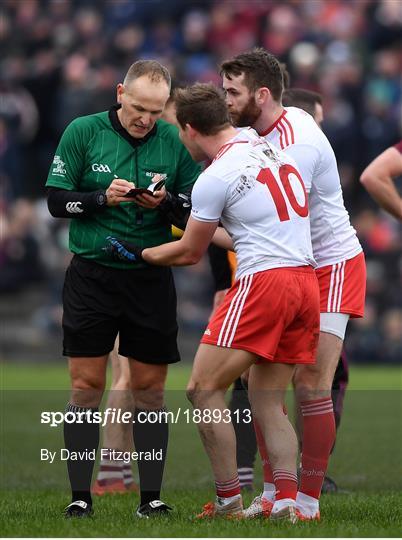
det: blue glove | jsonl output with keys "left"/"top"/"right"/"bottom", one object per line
{"left": 104, "top": 236, "right": 144, "bottom": 263}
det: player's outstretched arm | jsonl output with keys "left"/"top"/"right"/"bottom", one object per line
{"left": 104, "top": 237, "right": 145, "bottom": 263}
{"left": 360, "top": 147, "right": 402, "bottom": 221}
{"left": 211, "top": 227, "right": 234, "bottom": 250}
{"left": 104, "top": 217, "right": 218, "bottom": 267}
{"left": 142, "top": 216, "right": 218, "bottom": 266}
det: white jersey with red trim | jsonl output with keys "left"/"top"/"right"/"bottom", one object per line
{"left": 190, "top": 129, "right": 315, "bottom": 279}
{"left": 261, "top": 106, "right": 362, "bottom": 267}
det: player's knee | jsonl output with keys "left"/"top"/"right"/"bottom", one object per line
{"left": 186, "top": 380, "right": 217, "bottom": 408}
{"left": 186, "top": 381, "right": 201, "bottom": 406}
{"left": 294, "top": 366, "right": 331, "bottom": 400}
{"left": 112, "top": 377, "right": 131, "bottom": 392}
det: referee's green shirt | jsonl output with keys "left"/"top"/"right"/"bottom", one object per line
{"left": 46, "top": 106, "right": 201, "bottom": 268}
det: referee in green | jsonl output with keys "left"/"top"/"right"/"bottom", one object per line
{"left": 46, "top": 60, "right": 200, "bottom": 518}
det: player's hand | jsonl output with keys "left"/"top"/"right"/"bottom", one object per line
{"left": 105, "top": 178, "right": 137, "bottom": 206}
{"left": 133, "top": 174, "right": 167, "bottom": 209}
{"left": 209, "top": 289, "right": 229, "bottom": 320}
{"left": 104, "top": 236, "right": 143, "bottom": 263}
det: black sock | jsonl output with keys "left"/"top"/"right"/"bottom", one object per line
{"left": 63, "top": 403, "right": 99, "bottom": 505}
{"left": 230, "top": 378, "right": 257, "bottom": 469}
{"left": 133, "top": 407, "right": 168, "bottom": 506}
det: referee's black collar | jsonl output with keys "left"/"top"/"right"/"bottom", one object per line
{"left": 108, "top": 104, "right": 158, "bottom": 148}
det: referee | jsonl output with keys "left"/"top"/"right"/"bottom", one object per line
{"left": 46, "top": 60, "right": 200, "bottom": 518}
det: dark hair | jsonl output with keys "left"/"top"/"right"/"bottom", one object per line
{"left": 174, "top": 83, "right": 231, "bottom": 135}
{"left": 280, "top": 63, "right": 291, "bottom": 89}
{"left": 220, "top": 48, "right": 283, "bottom": 101}
{"left": 124, "top": 60, "right": 171, "bottom": 88}
{"left": 282, "top": 88, "right": 322, "bottom": 118}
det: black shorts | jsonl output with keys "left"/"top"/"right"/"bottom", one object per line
{"left": 62, "top": 255, "right": 180, "bottom": 364}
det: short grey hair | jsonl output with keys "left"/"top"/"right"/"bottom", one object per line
{"left": 123, "top": 60, "right": 171, "bottom": 89}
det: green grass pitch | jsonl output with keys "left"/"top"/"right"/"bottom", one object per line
{"left": 1, "top": 362, "right": 401, "bottom": 537}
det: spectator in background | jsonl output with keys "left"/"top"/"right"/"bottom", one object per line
{"left": 0, "top": 75, "right": 39, "bottom": 200}
{"left": 0, "top": 199, "right": 44, "bottom": 293}
{"left": 381, "top": 309, "right": 402, "bottom": 364}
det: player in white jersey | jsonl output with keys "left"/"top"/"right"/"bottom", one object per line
{"left": 105, "top": 83, "right": 320, "bottom": 522}
{"left": 220, "top": 49, "right": 366, "bottom": 520}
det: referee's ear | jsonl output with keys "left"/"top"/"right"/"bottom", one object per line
{"left": 116, "top": 83, "right": 124, "bottom": 103}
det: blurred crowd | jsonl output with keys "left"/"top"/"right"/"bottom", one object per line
{"left": 1, "top": 0, "right": 401, "bottom": 363}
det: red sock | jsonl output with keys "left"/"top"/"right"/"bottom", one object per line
{"left": 300, "top": 397, "right": 336, "bottom": 499}
{"left": 254, "top": 419, "right": 274, "bottom": 483}
{"left": 215, "top": 476, "right": 240, "bottom": 498}
{"left": 272, "top": 469, "right": 298, "bottom": 500}
{"left": 96, "top": 448, "right": 124, "bottom": 486}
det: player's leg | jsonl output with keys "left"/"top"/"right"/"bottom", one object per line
{"left": 129, "top": 360, "right": 170, "bottom": 517}
{"left": 331, "top": 347, "right": 349, "bottom": 431}
{"left": 293, "top": 324, "right": 345, "bottom": 519}
{"left": 293, "top": 253, "right": 365, "bottom": 518}
{"left": 248, "top": 362, "right": 298, "bottom": 522}
{"left": 322, "top": 347, "right": 349, "bottom": 492}
{"left": 104, "top": 341, "right": 133, "bottom": 454}
{"left": 229, "top": 377, "right": 257, "bottom": 491}
{"left": 241, "top": 266, "right": 320, "bottom": 521}
{"left": 295, "top": 346, "right": 349, "bottom": 441}
{"left": 187, "top": 343, "right": 257, "bottom": 517}
{"left": 93, "top": 337, "right": 138, "bottom": 495}
{"left": 237, "top": 366, "right": 278, "bottom": 517}
{"left": 292, "top": 346, "right": 348, "bottom": 494}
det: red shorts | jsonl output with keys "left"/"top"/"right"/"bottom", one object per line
{"left": 316, "top": 252, "right": 366, "bottom": 317}
{"left": 201, "top": 267, "right": 320, "bottom": 364}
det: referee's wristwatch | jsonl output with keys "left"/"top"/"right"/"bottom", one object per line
{"left": 96, "top": 190, "right": 108, "bottom": 208}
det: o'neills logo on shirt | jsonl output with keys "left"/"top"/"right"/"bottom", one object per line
{"left": 145, "top": 172, "right": 167, "bottom": 181}
{"left": 52, "top": 155, "right": 66, "bottom": 176}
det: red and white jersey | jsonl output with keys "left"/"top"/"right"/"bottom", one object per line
{"left": 261, "top": 107, "right": 362, "bottom": 268}
{"left": 191, "top": 129, "right": 315, "bottom": 279}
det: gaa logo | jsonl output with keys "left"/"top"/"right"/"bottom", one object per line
{"left": 92, "top": 163, "right": 111, "bottom": 173}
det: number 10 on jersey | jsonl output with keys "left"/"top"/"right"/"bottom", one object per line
{"left": 257, "top": 164, "right": 308, "bottom": 221}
